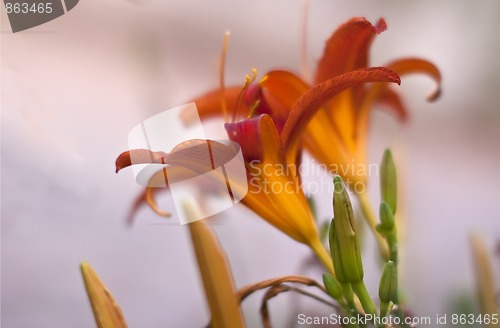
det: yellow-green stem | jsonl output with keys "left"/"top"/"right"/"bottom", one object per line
{"left": 342, "top": 283, "right": 355, "bottom": 308}
{"left": 379, "top": 301, "right": 389, "bottom": 317}
{"left": 352, "top": 281, "right": 377, "bottom": 318}
{"left": 356, "top": 191, "right": 389, "bottom": 260}
{"left": 310, "top": 237, "right": 334, "bottom": 275}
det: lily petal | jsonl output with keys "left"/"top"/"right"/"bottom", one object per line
{"left": 373, "top": 87, "right": 408, "bottom": 122}
{"left": 253, "top": 71, "right": 355, "bottom": 178}
{"left": 116, "top": 140, "right": 241, "bottom": 184}
{"left": 226, "top": 115, "right": 318, "bottom": 244}
{"left": 242, "top": 185, "right": 304, "bottom": 242}
{"left": 385, "top": 57, "right": 442, "bottom": 101}
{"left": 182, "top": 86, "right": 250, "bottom": 125}
{"left": 255, "top": 70, "right": 310, "bottom": 132}
{"left": 314, "top": 17, "right": 386, "bottom": 84}
{"left": 313, "top": 17, "right": 387, "bottom": 150}
{"left": 115, "top": 149, "right": 167, "bottom": 173}
{"left": 354, "top": 59, "right": 441, "bottom": 161}
{"left": 282, "top": 67, "right": 401, "bottom": 161}
{"left": 116, "top": 140, "right": 247, "bottom": 222}
{"left": 225, "top": 114, "right": 284, "bottom": 165}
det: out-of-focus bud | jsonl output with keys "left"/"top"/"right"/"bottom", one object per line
{"left": 322, "top": 272, "right": 343, "bottom": 300}
{"left": 80, "top": 262, "right": 128, "bottom": 328}
{"left": 378, "top": 201, "right": 395, "bottom": 232}
{"left": 330, "top": 176, "right": 364, "bottom": 283}
{"left": 380, "top": 149, "right": 397, "bottom": 214}
{"left": 379, "top": 260, "right": 397, "bottom": 303}
{"left": 470, "top": 232, "right": 499, "bottom": 325}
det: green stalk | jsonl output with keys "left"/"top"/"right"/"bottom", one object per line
{"left": 351, "top": 281, "right": 377, "bottom": 318}
{"left": 356, "top": 192, "right": 389, "bottom": 260}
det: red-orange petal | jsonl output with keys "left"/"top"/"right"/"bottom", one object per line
{"left": 374, "top": 87, "right": 408, "bottom": 122}
{"left": 118, "top": 140, "right": 245, "bottom": 223}
{"left": 225, "top": 114, "right": 284, "bottom": 165}
{"left": 115, "top": 149, "right": 168, "bottom": 173}
{"left": 314, "top": 17, "right": 386, "bottom": 85}
{"left": 181, "top": 86, "right": 250, "bottom": 125}
{"left": 282, "top": 67, "right": 401, "bottom": 155}
{"left": 385, "top": 58, "right": 442, "bottom": 101}
{"left": 255, "top": 70, "right": 310, "bottom": 132}
{"left": 125, "top": 187, "right": 171, "bottom": 226}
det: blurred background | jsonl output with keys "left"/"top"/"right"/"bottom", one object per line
{"left": 2, "top": 0, "right": 500, "bottom": 327}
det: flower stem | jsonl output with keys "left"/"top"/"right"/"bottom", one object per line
{"left": 355, "top": 191, "right": 389, "bottom": 260}
{"left": 351, "top": 281, "right": 377, "bottom": 318}
{"left": 310, "top": 237, "right": 334, "bottom": 275}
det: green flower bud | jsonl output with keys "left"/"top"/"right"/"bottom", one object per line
{"left": 379, "top": 260, "right": 397, "bottom": 303}
{"left": 379, "top": 202, "right": 395, "bottom": 232}
{"left": 322, "top": 272, "right": 343, "bottom": 300}
{"left": 329, "top": 220, "right": 348, "bottom": 283}
{"left": 380, "top": 149, "right": 397, "bottom": 214}
{"left": 330, "top": 176, "right": 364, "bottom": 283}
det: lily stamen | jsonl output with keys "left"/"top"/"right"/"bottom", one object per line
{"left": 219, "top": 31, "right": 230, "bottom": 123}
{"left": 247, "top": 99, "right": 261, "bottom": 118}
{"left": 232, "top": 67, "right": 258, "bottom": 123}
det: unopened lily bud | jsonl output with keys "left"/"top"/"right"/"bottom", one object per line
{"left": 380, "top": 149, "right": 397, "bottom": 214}
{"left": 80, "top": 262, "right": 128, "bottom": 328}
{"left": 378, "top": 202, "right": 395, "bottom": 232}
{"left": 329, "top": 220, "right": 347, "bottom": 283}
{"left": 322, "top": 272, "right": 343, "bottom": 300}
{"left": 379, "top": 260, "right": 397, "bottom": 303}
{"left": 331, "top": 176, "right": 364, "bottom": 283}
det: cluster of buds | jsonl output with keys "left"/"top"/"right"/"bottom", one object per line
{"left": 325, "top": 149, "right": 401, "bottom": 322}
{"left": 328, "top": 176, "right": 377, "bottom": 317}
{"left": 377, "top": 149, "right": 398, "bottom": 249}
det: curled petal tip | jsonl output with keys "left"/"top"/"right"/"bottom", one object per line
{"left": 427, "top": 87, "right": 441, "bottom": 102}
{"left": 283, "top": 67, "right": 401, "bottom": 152}
{"left": 115, "top": 149, "right": 168, "bottom": 173}
{"left": 386, "top": 58, "right": 441, "bottom": 102}
{"left": 374, "top": 18, "right": 387, "bottom": 34}
{"left": 115, "top": 151, "right": 132, "bottom": 173}
{"left": 158, "top": 211, "right": 172, "bottom": 218}
{"left": 372, "top": 67, "right": 401, "bottom": 85}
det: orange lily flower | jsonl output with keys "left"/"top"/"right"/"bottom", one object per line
{"left": 116, "top": 66, "right": 401, "bottom": 272}
{"left": 186, "top": 17, "right": 441, "bottom": 189}
{"left": 183, "top": 17, "right": 440, "bottom": 259}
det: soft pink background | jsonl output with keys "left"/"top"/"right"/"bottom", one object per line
{"left": 2, "top": 0, "right": 500, "bottom": 327}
